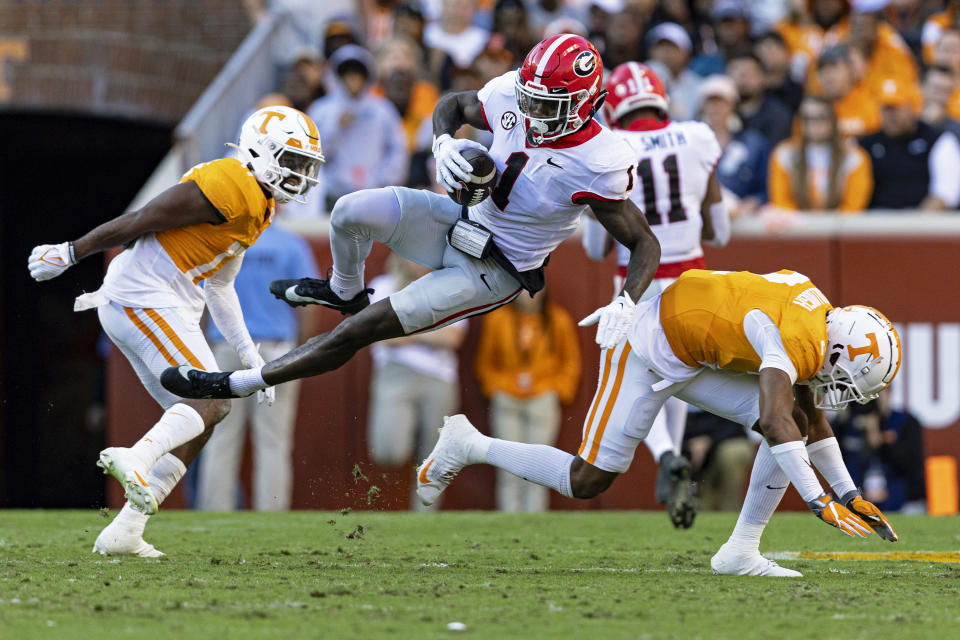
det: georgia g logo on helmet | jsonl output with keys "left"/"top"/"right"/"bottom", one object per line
{"left": 573, "top": 50, "right": 597, "bottom": 77}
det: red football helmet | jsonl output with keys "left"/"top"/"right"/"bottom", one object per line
{"left": 602, "top": 62, "right": 669, "bottom": 128}
{"left": 515, "top": 34, "right": 605, "bottom": 146}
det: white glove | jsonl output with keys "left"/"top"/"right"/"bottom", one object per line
{"left": 28, "top": 242, "right": 77, "bottom": 281}
{"left": 432, "top": 133, "right": 487, "bottom": 193}
{"left": 578, "top": 292, "right": 636, "bottom": 350}
{"left": 238, "top": 343, "right": 275, "bottom": 406}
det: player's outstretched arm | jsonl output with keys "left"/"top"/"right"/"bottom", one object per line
{"left": 798, "top": 386, "right": 899, "bottom": 541}
{"left": 576, "top": 197, "right": 659, "bottom": 349}
{"left": 759, "top": 370, "right": 872, "bottom": 538}
{"left": 587, "top": 197, "right": 659, "bottom": 301}
{"left": 28, "top": 182, "right": 222, "bottom": 282}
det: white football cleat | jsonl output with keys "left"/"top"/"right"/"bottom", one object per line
{"left": 93, "top": 520, "right": 165, "bottom": 558}
{"left": 711, "top": 542, "right": 802, "bottom": 577}
{"left": 97, "top": 447, "right": 158, "bottom": 515}
{"left": 416, "top": 415, "right": 484, "bottom": 506}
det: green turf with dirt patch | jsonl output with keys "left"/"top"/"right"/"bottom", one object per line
{"left": 1, "top": 510, "right": 958, "bottom": 639}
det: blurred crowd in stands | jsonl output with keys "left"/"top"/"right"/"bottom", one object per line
{"left": 247, "top": 0, "right": 960, "bottom": 218}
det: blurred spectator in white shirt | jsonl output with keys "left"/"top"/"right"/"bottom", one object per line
{"left": 424, "top": 0, "right": 491, "bottom": 70}
{"left": 308, "top": 44, "right": 409, "bottom": 209}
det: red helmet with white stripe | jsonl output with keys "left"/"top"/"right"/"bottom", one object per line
{"left": 515, "top": 33, "right": 605, "bottom": 146}
{"left": 602, "top": 62, "right": 669, "bottom": 128}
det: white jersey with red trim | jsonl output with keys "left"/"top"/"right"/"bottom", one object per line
{"left": 613, "top": 120, "right": 721, "bottom": 268}
{"left": 472, "top": 71, "right": 635, "bottom": 272}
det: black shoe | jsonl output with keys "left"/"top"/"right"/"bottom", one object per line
{"left": 160, "top": 365, "right": 238, "bottom": 399}
{"left": 655, "top": 451, "right": 690, "bottom": 504}
{"left": 269, "top": 276, "right": 373, "bottom": 315}
{"left": 656, "top": 452, "right": 698, "bottom": 529}
{"left": 667, "top": 476, "right": 699, "bottom": 529}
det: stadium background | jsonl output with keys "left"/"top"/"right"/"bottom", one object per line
{"left": 1, "top": 0, "right": 958, "bottom": 513}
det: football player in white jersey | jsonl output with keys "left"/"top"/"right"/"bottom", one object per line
{"left": 159, "top": 35, "right": 661, "bottom": 411}
{"left": 581, "top": 62, "right": 731, "bottom": 527}
{"left": 27, "top": 106, "right": 324, "bottom": 556}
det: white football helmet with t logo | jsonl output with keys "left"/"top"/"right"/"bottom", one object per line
{"left": 234, "top": 106, "right": 325, "bottom": 203}
{"left": 811, "top": 305, "right": 902, "bottom": 410}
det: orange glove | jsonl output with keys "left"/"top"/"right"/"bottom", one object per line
{"left": 841, "top": 492, "right": 899, "bottom": 542}
{"left": 807, "top": 493, "right": 873, "bottom": 538}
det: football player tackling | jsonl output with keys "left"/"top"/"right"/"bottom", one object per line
{"left": 418, "top": 269, "right": 900, "bottom": 577}
{"left": 582, "top": 63, "right": 730, "bottom": 527}
{"left": 160, "top": 35, "right": 661, "bottom": 407}
{"left": 27, "top": 106, "right": 324, "bottom": 556}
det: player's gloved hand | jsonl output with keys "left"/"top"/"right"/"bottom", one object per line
{"left": 578, "top": 292, "right": 636, "bottom": 350}
{"left": 238, "top": 343, "right": 275, "bottom": 406}
{"left": 28, "top": 242, "right": 77, "bottom": 281}
{"left": 841, "top": 490, "right": 899, "bottom": 541}
{"left": 807, "top": 493, "right": 873, "bottom": 538}
{"left": 433, "top": 133, "right": 487, "bottom": 193}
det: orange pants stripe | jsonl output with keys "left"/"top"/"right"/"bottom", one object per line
{"left": 579, "top": 346, "right": 615, "bottom": 457}
{"left": 124, "top": 307, "right": 179, "bottom": 367}
{"left": 142, "top": 308, "right": 205, "bottom": 369}
{"left": 585, "top": 341, "right": 631, "bottom": 465}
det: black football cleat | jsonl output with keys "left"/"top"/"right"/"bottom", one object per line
{"left": 269, "top": 276, "right": 373, "bottom": 315}
{"left": 160, "top": 365, "right": 238, "bottom": 399}
{"left": 656, "top": 451, "right": 698, "bottom": 529}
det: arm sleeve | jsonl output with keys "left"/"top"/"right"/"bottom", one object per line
{"left": 928, "top": 132, "right": 960, "bottom": 207}
{"left": 204, "top": 254, "right": 258, "bottom": 365}
{"left": 839, "top": 147, "right": 873, "bottom": 213}
{"left": 581, "top": 215, "right": 610, "bottom": 261}
{"left": 742, "top": 309, "right": 798, "bottom": 383}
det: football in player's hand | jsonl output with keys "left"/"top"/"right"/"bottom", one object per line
{"left": 450, "top": 148, "right": 497, "bottom": 207}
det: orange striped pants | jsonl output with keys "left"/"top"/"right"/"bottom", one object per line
{"left": 578, "top": 340, "right": 763, "bottom": 473}
{"left": 98, "top": 301, "right": 219, "bottom": 409}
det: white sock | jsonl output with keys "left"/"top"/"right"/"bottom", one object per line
{"left": 726, "top": 441, "right": 789, "bottom": 554}
{"left": 769, "top": 440, "right": 824, "bottom": 502}
{"left": 229, "top": 366, "right": 266, "bottom": 396}
{"left": 129, "top": 404, "right": 204, "bottom": 469}
{"left": 662, "top": 397, "right": 687, "bottom": 455}
{"left": 485, "top": 440, "right": 575, "bottom": 498}
{"left": 806, "top": 437, "right": 857, "bottom": 498}
{"left": 329, "top": 267, "right": 364, "bottom": 300}
{"left": 109, "top": 454, "right": 187, "bottom": 537}
{"left": 147, "top": 453, "right": 187, "bottom": 504}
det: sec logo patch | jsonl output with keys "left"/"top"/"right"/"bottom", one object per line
{"left": 501, "top": 111, "right": 517, "bottom": 130}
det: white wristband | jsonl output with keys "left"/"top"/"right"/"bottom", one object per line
{"left": 807, "top": 437, "right": 857, "bottom": 498}
{"left": 770, "top": 440, "right": 824, "bottom": 502}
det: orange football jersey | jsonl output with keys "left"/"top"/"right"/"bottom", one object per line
{"left": 659, "top": 270, "right": 832, "bottom": 381}
{"left": 158, "top": 158, "right": 274, "bottom": 284}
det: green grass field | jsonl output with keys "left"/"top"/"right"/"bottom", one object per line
{"left": 1, "top": 510, "right": 958, "bottom": 639}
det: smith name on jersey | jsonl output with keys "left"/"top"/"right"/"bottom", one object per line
{"left": 614, "top": 120, "right": 721, "bottom": 269}
{"left": 99, "top": 158, "right": 275, "bottom": 322}
{"left": 470, "top": 70, "right": 636, "bottom": 272}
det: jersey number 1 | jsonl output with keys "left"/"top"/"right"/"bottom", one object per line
{"left": 492, "top": 152, "right": 529, "bottom": 210}
{"left": 637, "top": 154, "right": 686, "bottom": 226}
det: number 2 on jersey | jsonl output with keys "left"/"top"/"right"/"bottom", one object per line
{"left": 491, "top": 152, "right": 529, "bottom": 210}
{"left": 636, "top": 154, "right": 686, "bottom": 226}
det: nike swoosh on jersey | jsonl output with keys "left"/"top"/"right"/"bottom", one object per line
{"left": 546, "top": 157, "right": 563, "bottom": 168}
{"left": 479, "top": 273, "right": 492, "bottom": 290}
